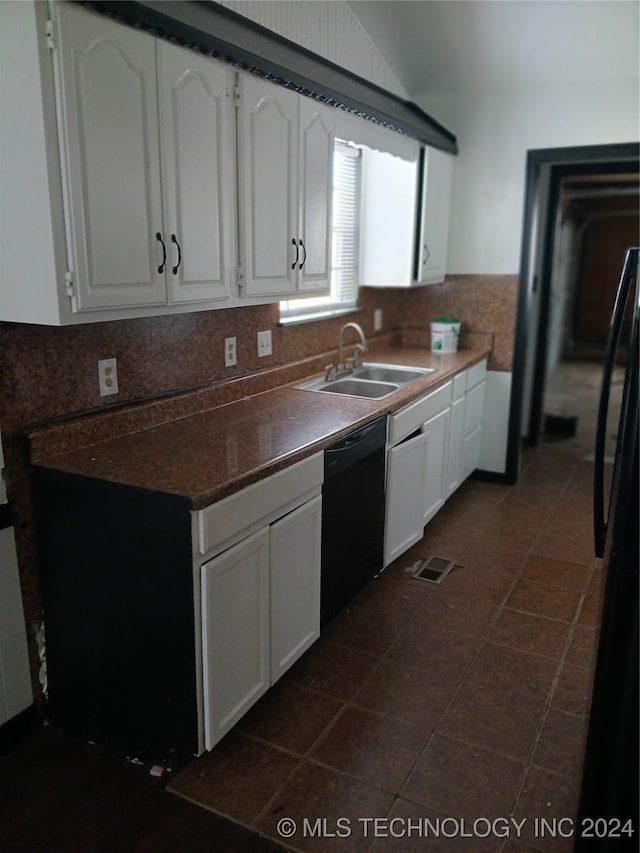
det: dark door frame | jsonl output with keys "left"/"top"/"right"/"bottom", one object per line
{"left": 505, "top": 142, "right": 639, "bottom": 483}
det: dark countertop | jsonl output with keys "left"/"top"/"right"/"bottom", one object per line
{"left": 33, "top": 346, "right": 488, "bottom": 509}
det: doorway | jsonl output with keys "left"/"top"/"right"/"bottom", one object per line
{"left": 506, "top": 143, "right": 640, "bottom": 482}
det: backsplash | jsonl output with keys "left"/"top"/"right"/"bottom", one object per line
{"left": 0, "top": 273, "right": 516, "bottom": 702}
{"left": 5, "top": 296, "right": 396, "bottom": 440}
{"left": 398, "top": 274, "right": 518, "bottom": 373}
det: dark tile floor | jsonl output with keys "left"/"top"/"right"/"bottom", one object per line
{"left": 169, "top": 436, "right": 603, "bottom": 853}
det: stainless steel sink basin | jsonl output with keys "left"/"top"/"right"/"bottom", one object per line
{"left": 316, "top": 378, "right": 398, "bottom": 398}
{"left": 353, "top": 364, "right": 433, "bottom": 384}
{"left": 295, "top": 363, "right": 434, "bottom": 399}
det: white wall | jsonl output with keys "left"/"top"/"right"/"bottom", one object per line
{"left": 420, "top": 79, "right": 639, "bottom": 274}
{"left": 421, "top": 78, "right": 637, "bottom": 473}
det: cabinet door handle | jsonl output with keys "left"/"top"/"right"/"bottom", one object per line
{"left": 299, "top": 238, "right": 306, "bottom": 269}
{"left": 156, "top": 232, "right": 166, "bottom": 274}
{"left": 422, "top": 243, "right": 430, "bottom": 264}
{"left": 291, "top": 237, "right": 299, "bottom": 270}
{"left": 171, "top": 234, "right": 182, "bottom": 275}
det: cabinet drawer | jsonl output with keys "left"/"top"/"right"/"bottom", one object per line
{"left": 389, "top": 381, "right": 452, "bottom": 445}
{"left": 467, "top": 359, "right": 487, "bottom": 390}
{"left": 196, "top": 452, "right": 323, "bottom": 556}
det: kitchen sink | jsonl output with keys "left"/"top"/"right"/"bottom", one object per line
{"left": 352, "top": 364, "right": 433, "bottom": 384}
{"left": 316, "top": 378, "right": 398, "bottom": 398}
{"left": 296, "top": 363, "right": 434, "bottom": 399}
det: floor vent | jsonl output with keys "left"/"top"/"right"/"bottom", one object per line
{"left": 411, "top": 556, "right": 459, "bottom": 584}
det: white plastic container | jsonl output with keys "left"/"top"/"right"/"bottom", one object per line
{"left": 430, "top": 319, "right": 461, "bottom": 353}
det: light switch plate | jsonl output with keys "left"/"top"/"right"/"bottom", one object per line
{"left": 257, "top": 330, "right": 272, "bottom": 357}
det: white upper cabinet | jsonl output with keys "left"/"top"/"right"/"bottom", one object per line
{"left": 0, "top": 1, "right": 234, "bottom": 324}
{"left": 0, "top": 1, "right": 455, "bottom": 324}
{"left": 359, "top": 146, "right": 419, "bottom": 287}
{"left": 297, "top": 97, "right": 334, "bottom": 293}
{"left": 157, "top": 42, "right": 235, "bottom": 306}
{"left": 359, "top": 142, "right": 453, "bottom": 288}
{"left": 236, "top": 74, "right": 334, "bottom": 300}
{"left": 56, "top": 4, "right": 165, "bottom": 312}
{"left": 416, "top": 146, "right": 454, "bottom": 285}
{"left": 237, "top": 75, "right": 298, "bottom": 298}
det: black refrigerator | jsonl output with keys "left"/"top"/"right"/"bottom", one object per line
{"left": 575, "top": 247, "right": 639, "bottom": 849}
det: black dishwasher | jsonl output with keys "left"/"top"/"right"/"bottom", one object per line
{"left": 321, "top": 415, "right": 387, "bottom": 627}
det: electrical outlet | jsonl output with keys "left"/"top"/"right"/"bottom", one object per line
{"left": 257, "top": 330, "right": 272, "bottom": 357}
{"left": 374, "top": 308, "right": 383, "bottom": 331}
{"left": 224, "top": 336, "right": 237, "bottom": 367}
{"left": 98, "top": 358, "right": 119, "bottom": 396}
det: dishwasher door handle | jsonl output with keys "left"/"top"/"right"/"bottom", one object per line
{"left": 324, "top": 416, "right": 387, "bottom": 476}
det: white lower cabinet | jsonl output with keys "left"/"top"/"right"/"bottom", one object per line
{"left": 385, "top": 431, "right": 428, "bottom": 566}
{"left": 446, "top": 360, "right": 488, "bottom": 494}
{"left": 201, "top": 528, "right": 270, "bottom": 750}
{"left": 384, "top": 360, "right": 487, "bottom": 567}
{"left": 462, "top": 362, "right": 487, "bottom": 480}
{"left": 270, "top": 498, "right": 322, "bottom": 681}
{"left": 384, "top": 381, "right": 452, "bottom": 567}
{"left": 198, "top": 460, "right": 322, "bottom": 750}
{"left": 33, "top": 450, "right": 322, "bottom": 763}
{"left": 463, "top": 425, "right": 483, "bottom": 481}
{"left": 446, "top": 395, "right": 466, "bottom": 497}
{"left": 422, "top": 407, "right": 450, "bottom": 525}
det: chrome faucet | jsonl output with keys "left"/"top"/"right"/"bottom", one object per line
{"left": 337, "top": 322, "right": 368, "bottom": 372}
{"left": 325, "top": 322, "right": 369, "bottom": 381}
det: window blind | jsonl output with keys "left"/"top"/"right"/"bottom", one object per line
{"left": 280, "top": 141, "right": 361, "bottom": 322}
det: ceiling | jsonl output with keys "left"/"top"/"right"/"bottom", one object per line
{"left": 346, "top": 1, "right": 640, "bottom": 99}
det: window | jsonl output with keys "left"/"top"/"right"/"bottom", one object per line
{"left": 280, "top": 141, "right": 361, "bottom": 323}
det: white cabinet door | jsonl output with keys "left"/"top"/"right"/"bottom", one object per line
{"left": 359, "top": 148, "right": 419, "bottom": 287}
{"left": 56, "top": 3, "right": 166, "bottom": 311}
{"left": 446, "top": 395, "right": 466, "bottom": 497}
{"left": 298, "top": 99, "right": 334, "bottom": 293}
{"left": 463, "top": 425, "right": 483, "bottom": 481}
{"left": 270, "top": 496, "right": 322, "bottom": 681}
{"left": 237, "top": 75, "right": 299, "bottom": 297}
{"left": 384, "top": 431, "right": 428, "bottom": 566}
{"left": 158, "top": 42, "right": 234, "bottom": 306}
{"left": 2, "top": 3, "right": 236, "bottom": 324}
{"left": 462, "top": 379, "right": 486, "bottom": 479}
{"left": 237, "top": 75, "right": 334, "bottom": 299}
{"left": 417, "top": 147, "right": 453, "bottom": 285}
{"left": 201, "top": 527, "right": 270, "bottom": 750}
{"left": 423, "top": 407, "right": 450, "bottom": 525}
{"left": 464, "top": 379, "right": 487, "bottom": 437}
